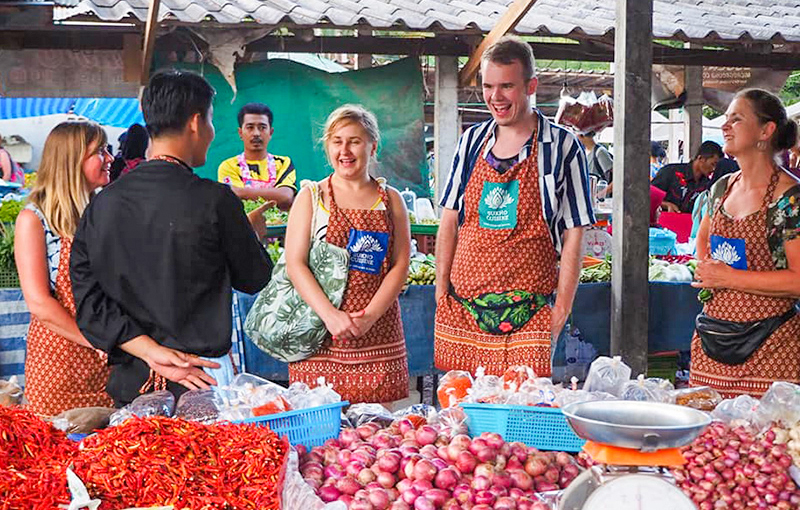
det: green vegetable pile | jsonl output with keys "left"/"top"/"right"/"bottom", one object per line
{"left": 407, "top": 253, "right": 436, "bottom": 285}
{"left": 243, "top": 200, "right": 288, "bottom": 225}
{"left": 266, "top": 240, "right": 283, "bottom": 265}
{"left": 579, "top": 256, "right": 699, "bottom": 284}
{"left": 0, "top": 199, "right": 24, "bottom": 225}
{"left": 0, "top": 223, "right": 16, "bottom": 275}
{"left": 579, "top": 256, "right": 612, "bottom": 283}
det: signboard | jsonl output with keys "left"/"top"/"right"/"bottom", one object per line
{"left": 582, "top": 228, "right": 612, "bottom": 258}
{"left": 0, "top": 50, "right": 138, "bottom": 98}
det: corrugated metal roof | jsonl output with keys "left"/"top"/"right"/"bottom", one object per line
{"left": 53, "top": 0, "right": 800, "bottom": 43}
{"left": 0, "top": 98, "right": 143, "bottom": 128}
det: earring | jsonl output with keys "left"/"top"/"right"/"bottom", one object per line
{"left": 757, "top": 140, "right": 767, "bottom": 151}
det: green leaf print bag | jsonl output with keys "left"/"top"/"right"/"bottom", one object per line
{"left": 244, "top": 182, "right": 349, "bottom": 362}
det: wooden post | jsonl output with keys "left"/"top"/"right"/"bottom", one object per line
{"left": 610, "top": 0, "right": 653, "bottom": 377}
{"left": 140, "top": 0, "right": 161, "bottom": 85}
{"left": 684, "top": 43, "right": 703, "bottom": 160}
{"left": 356, "top": 28, "right": 372, "bottom": 70}
{"left": 458, "top": 0, "right": 539, "bottom": 87}
{"left": 434, "top": 56, "right": 460, "bottom": 204}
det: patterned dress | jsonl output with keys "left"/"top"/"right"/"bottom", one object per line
{"left": 23, "top": 206, "right": 112, "bottom": 417}
{"left": 690, "top": 171, "right": 800, "bottom": 398}
{"left": 289, "top": 178, "right": 409, "bottom": 403}
{"left": 434, "top": 135, "right": 558, "bottom": 377}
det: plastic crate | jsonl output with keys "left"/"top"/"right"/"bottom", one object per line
{"left": 0, "top": 269, "right": 19, "bottom": 288}
{"left": 236, "top": 401, "right": 348, "bottom": 449}
{"left": 460, "top": 403, "right": 585, "bottom": 452}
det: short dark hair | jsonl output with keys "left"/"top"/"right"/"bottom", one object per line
{"left": 696, "top": 141, "right": 724, "bottom": 159}
{"left": 141, "top": 70, "right": 215, "bottom": 138}
{"left": 238, "top": 103, "right": 273, "bottom": 128}
{"left": 122, "top": 123, "right": 149, "bottom": 160}
{"left": 736, "top": 88, "right": 799, "bottom": 152}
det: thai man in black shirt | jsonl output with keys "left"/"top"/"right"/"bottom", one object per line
{"left": 71, "top": 71, "right": 273, "bottom": 406}
{"left": 651, "top": 141, "right": 723, "bottom": 213}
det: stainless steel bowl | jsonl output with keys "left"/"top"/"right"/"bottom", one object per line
{"left": 562, "top": 401, "right": 711, "bottom": 451}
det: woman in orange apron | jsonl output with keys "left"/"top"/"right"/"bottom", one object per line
{"left": 435, "top": 130, "right": 558, "bottom": 377}
{"left": 16, "top": 121, "right": 114, "bottom": 416}
{"left": 286, "top": 105, "right": 411, "bottom": 403}
{"left": 691, "top": 89, "right": 800, "bottom": 398}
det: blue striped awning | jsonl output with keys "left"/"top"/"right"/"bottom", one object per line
{"left": 0, "top": 98, "right": 74, "bottom": 120}
{"left": 72, "top": 98, "right": 144, "bottom": 129}
{"left": 0, "top": 97, "right": 143, "bottom": 129}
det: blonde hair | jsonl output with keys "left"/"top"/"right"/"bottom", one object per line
{"left": 321, "top": 105, "right": 381, "bottom": 168}
{"left": 28, "top": 121, "right": 107, "bottom": 238}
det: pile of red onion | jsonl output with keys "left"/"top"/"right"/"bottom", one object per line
{"left": 297, "top": 420, "right": 580, "bottom": 509}
{"left": 671, "top": 422, "right": 800, "bottom": 510}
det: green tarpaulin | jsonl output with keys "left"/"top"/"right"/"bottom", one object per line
{"left": 162, "top": 57, "right": 429, "bottom": 197}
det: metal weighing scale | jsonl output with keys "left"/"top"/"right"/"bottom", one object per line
{"left": 560, "top": 401, "right": 712, "bottom": 510}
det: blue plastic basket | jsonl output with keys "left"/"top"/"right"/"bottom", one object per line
{"left": 236, "top": 401, "right": 348, "bottom": 449}
{"left": 460, "top": 403, "right": 585, "bottom": 452}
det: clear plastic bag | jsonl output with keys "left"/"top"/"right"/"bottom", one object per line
{"left": 436, "top": 370, "right": 473, "bottom": 408}
{"left": 755, "top": 381, "right": 800, "bottom": 427}
{"left": 466, "top": 367, "right": 505, "bottom": 404}
{"left": 619, "top": 375, "right": 674, "bottom": 403}
{"left": 508, "top": 378, "right": 558, "bottom": 406}
{"left": 712, "top": 395, "right": 764, "bottom": 429}
{"left": 555, "top": 389, "right": 617, "bottom": 408}
{"left": 51, "top": 407, "right": 116, "bottom": 434}
{"left": 110, "top": 390, "right": 175, "bottom": 426}
{"left": 501, "top": 365, "right": 537, "bottom": 391}
{"left": 281, "top": 449, "right": 347, "bottom": 510}
{"left": 394, "top": 404, "right": 437, "bottom": 423}
{"left": 555, "top": 91, "right": 614, "bottom": 135}
{"left": 582, "top": 356, "right": 632, "bottom": 397}
{"left": 671, "top": 386, "right": 722, "bottom": 412}
{"left": 437, "top": 406, "right": 469, "bottom": 438}
{"left": 175, "top": 389, "right": 220, "bottom": 423}
{"left": 292, "top": 378, "right": 341, "bottom": 410}
{"left": 0, "top": 376, "right": 23, "bottom": 407}
{"left": 346, "top": 403, "right": 395, "bottom": 428}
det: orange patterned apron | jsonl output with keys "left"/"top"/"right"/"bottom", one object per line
{"left": 289, "top": 178, "right": 409, "bottom": 403}
{"left": 434, "top": 135, "right": 558, "bottom": 377}
{"left": 690, "top": 170, "right": 800, "bottom": 397}
{"left": 24, "top": 238, "right": 113, "bottom": 417}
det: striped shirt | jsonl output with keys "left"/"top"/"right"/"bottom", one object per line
{"left": 439, "top": 112, "right": 596, "bottom": 252}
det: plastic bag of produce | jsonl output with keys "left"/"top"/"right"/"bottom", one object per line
{"left": 555, "top": 389, "right": 617, "bottom": 408}
{"left": 0, "top": 376, "right": 23, "bottom": 407}
{"left": 508, "top": 377, "right": 558, "bottom": 406}
{"left": 582, "top": 356, "right": 632, "bottom": 396}
{"left": 51, "top": 407, "right": 116, "bottom": 434}
{"left": 502, "top": 365, "right": 537, "bottom": 391}
{"left": 291, "top": 377, "right": 341, "bottom": 410}
{"left": 555, "top": 91, "right": 613, "bottom": 134}
{"left": 436, "top": 406, "right": 469, "bottom": 437}
{"left": 712, "top": 395, "right": 765, "bottom": 429}
{"left": 671, "top": 386, "right": 722, "bottom": 411}
{"left": 175, "top": 389, "right": 220, "bottom": 423}
{"left": 755, "top": 381, "right": 800, "bottom": 427}
{"left": 281, "top": 450, "right": 347, "bottom": 510}
{"left": 619, "top": 375, "right": 674, "bottom": 403}
{"left": 466, "top": 367, "right": 506, "bottom": 404}
{"left": 345, "top": 403, "right": 395, "bottom": 428}
{"left": 436, "top": 370, "right": 473, "bottom": 408}
{"left": 110, "top": 390, "right": 175, "bottom": 426}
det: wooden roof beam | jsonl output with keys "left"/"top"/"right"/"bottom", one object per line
{"left": 458, "top": 0, "right": 539, "bottom": 87}
{"left": 140, "top": 0, "right": 162, "bottom": 85}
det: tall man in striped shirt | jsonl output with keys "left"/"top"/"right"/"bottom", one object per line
{"left": 434, "top": 36, "right": 595, "bottom": 378}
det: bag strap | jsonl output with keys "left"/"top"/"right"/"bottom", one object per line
{"left": 301, "top": 179, "right": 320, "bottom": 243}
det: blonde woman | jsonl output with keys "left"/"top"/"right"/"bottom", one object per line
{"left": 285, "top": 105, "right": 411, "bottom": 404}
{"left": 16, "top": 121, "right": 114, "bottom": 416}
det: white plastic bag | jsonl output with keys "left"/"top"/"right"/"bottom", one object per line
{"left": 582, "top": 356, "right": 632, "bottom": 397}
{"left": 282, "top": 449, "right": 347, "bottom": 510}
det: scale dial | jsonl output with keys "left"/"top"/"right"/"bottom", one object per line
{"left": 582, "top": 474, "right": 695, "bottom": 510}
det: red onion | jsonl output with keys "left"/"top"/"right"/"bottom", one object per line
{"left": 473, "top": 463, "right": 494, "bottom": 481}
{"left": 524, "top": 457, "right": 547, "bottom": 477}
{"left": 353, "top": 451, "right": 375, "bottom": 467}
{"left": 337, "top": 475, "right": 362, "bottom": 495}
{"left": 373, "top": 433, "right": 397, "bottom": 450}
{"left": 401, "top": 487, "right": 421, "bottom": 505}
{"left": 509, "top": 470, "right": 533, "bottom": 491}
{"left": 424, "top": 488, "right": 449, "bottom": 507}
{"left": 481, "top": 432, "right": 504, "bottom": 451}
{"left": 468, "top": 438, "right": 488, "bottom": 456}
{"left": 442, "top": 499, "right": 462, "bottom": 510}
{"left": 378, "top": 454, "right": 402, "bottom": 474}
{"left": 378, "top": 471, "right": 397, "bottom": 489}
{"left": 470, "top": 475, "right": 491, "bottom": 492}
{"left": 397, "top": 479, "right": 413, "bottom": 493}
{"left": 397, "top": 419, "right": 415, "bottom": 436}
{"left": 415, "top": 426, "right": 438, "bottom": 446}
{"left": 555, "top": 451, "right": 572, "bottom": 466}
{"left": 319, "top": 484, "right": 341, "bottom": 502}
{"left": 341, "top": 428, "right": 360, "bottom": 448}
{"left": 414, "top": 459, "right": 438, "bottom": 481}
{"left": 455, "top": 451, "right": 477, "bottom": 474}
{"left": 473, "top": 490, "right": 496, "bottom": 506}
{"left": 351, "top": 499, "right": 374, "bottom": 510}
{"left": 475, "top": 447, "right": 497, "bottom": 464}
{"left": 420, "top": 444, "right": 438, "bottom": 459}
{"left": 347, "top": 461, "right": 367, "bottom": 477}
{"left": 301, "top": 462, "right": 324, "bottom": 481}
{"left": 339, "top": 494, "right": 354, "bottom": 506}
{"left": 431, "top": 458, "right": 448, "bottom": 471}
{"left": 412, "top": 479, "right": 434, "bottom": 494}
{"left": 358, "top": 423, "right": 381, "bottom": 440}
{"left": 404, "top": 455, "right": 420, "bottom": 480}
{"left": 324, "top": 464, "right": 345, "bottom": 480}
{"left": 391, "top": 501, "right": 411, "bottom": 510}
{"left": 359, "top": 468, "right": 378, "bottom": 485}
{"left": 414, "top": 497, "right": 435, "bottom": 510}
{"left": 506, "top": 456, "right": 524, "bottom": 472}
{"left": 516, "top": 497, "right": 536, "bottom": 510}
{"left": 400, "top": 444, "right": 421, "bottom": 457}
{"left": 325, "top": 438, "right": 340, "bottom": 448}
{"left": 495, "top": 496, "right": 516, "bottom": 510}
{"left": 437, "top": 445, "right": 450, "bottom": 461}
{"left": 435, "top": 467, "right": 460, "bottom": 490}
{"left": 534, "top": 481, "right": 558, "bottom": 493}
{"left": 472, "top": 506, "right": 492, "bottom": 510}
{"left": 452, "top": 483, "right": 472, "bottom": 504}
{"left": 369, "top": 487, "right": 391, "bottom": 510}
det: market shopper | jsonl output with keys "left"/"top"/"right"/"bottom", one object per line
{"left": 109, "top": 123, "right": 148, "bottom": 182}
{"left": 71, "top": 70, "right": 273, "bottom": 407}
{"left": 285, "top": 104, "right": 411, "bottom": 403}
{"left": 218, "top": 102, "right": 297, "bottom": 210}
{"left": 434, "top": 36, "right": 594, "bottom": 377}
{"left": 0, "top": 131, "right": 24, "bottom": 184}
{"left": 577, "top": 131, "right": 613, "bottom": 182}
{"left": 15, "top": 121, "right": 114, "bottom": 416}
{"left": 652, "top": 141, "right": 724, "bottom": 213}
{"left": 691, "top": 88, "right": 800, "bottom": 398}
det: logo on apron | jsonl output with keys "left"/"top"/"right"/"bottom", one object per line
{"left": 347, "top": 229, "right": 389, "bottom": 275}
{"left": 479, "top": 180, "right": 519, "bottom": 229}
{"left": 710, "top": 234, "right": 748, "bottom": 270}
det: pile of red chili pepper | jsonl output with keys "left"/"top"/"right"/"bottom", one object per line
{"left": 72, "top": 415, "right": 289, "bottom": 510}
{"left": 0, "top": 406, "right": 78, "bottom": 510}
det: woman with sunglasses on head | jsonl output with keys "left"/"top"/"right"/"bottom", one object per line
{"left": 691, "top": 89, "right": 800, "bottom": 398}
{"left": 16, "top": 121, "right": 115, "bottom": 416}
